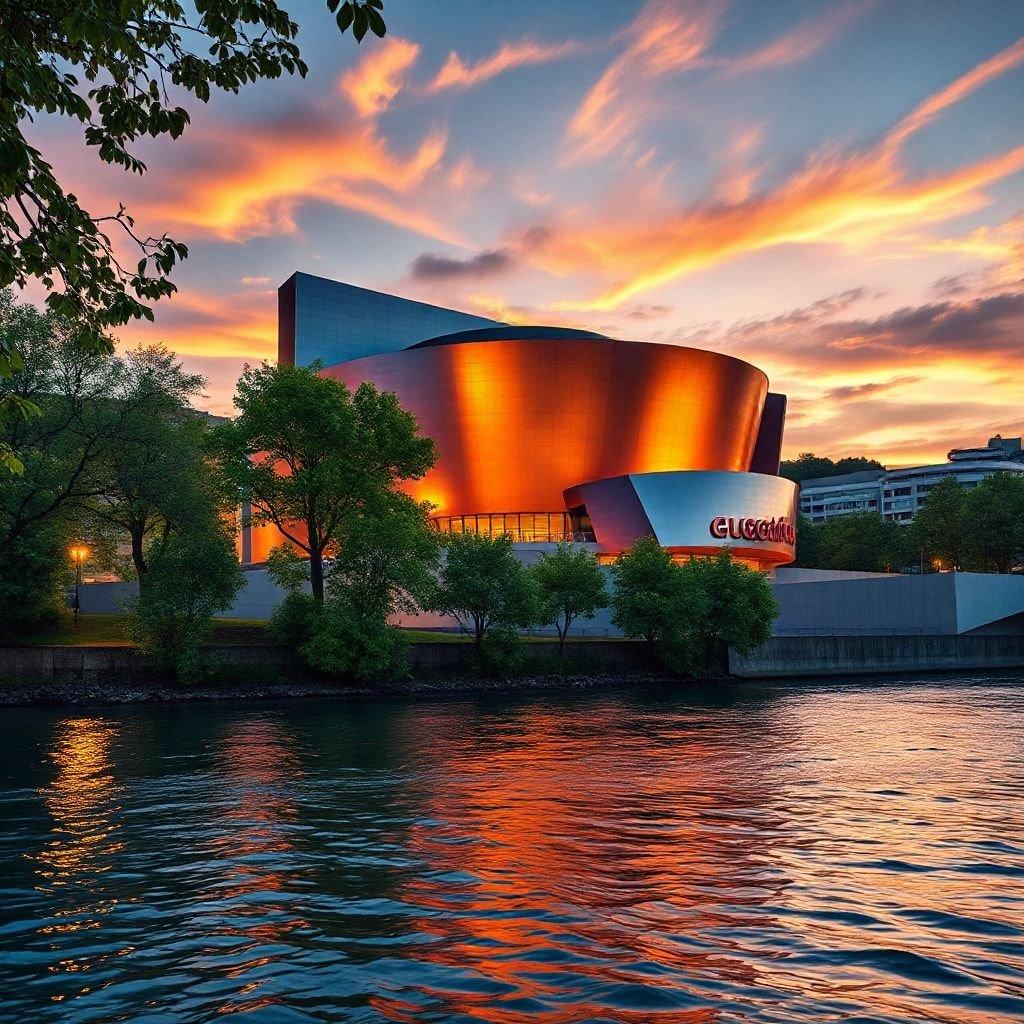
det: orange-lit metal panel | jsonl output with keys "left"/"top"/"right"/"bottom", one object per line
{"left": 322, "top": 338, "right": 768, "bottom": 516}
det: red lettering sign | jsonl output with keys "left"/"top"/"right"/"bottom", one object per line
{"left": 708, "top": 516, "right": 795, "bottom": 546}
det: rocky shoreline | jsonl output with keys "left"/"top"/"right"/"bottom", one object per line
{"left": 0, "top": 670, "right": 680, "bottom": 707}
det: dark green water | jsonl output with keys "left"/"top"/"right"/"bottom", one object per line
{"left": 1, "top": 678, "right": 1023, "bottom": 1023}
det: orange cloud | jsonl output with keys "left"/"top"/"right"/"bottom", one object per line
{"left": 541, "top": 34, "right": 1024, "bottom": 310}
{"left": 567, "top": 0, "right": 722, "bottom": 161}
{"left": 885, "top": 34, "right": 1024, "bottom": 151}
{"left": 717, "top": 0, "right": 868, "bottom": 76}
{"left": 116, "top": 286, "right": 277, "bottom": 361}
{"left": 340, "top": 36, "right": 421, "bottom": 118}
{"left": 138, "top": 116, "right": 455, "bottom": 244}
{"left": 536, "top": 145, "right": 1024, "bottom": 311}
{"left": 426, "top": 38, "right": 584, "bottom": 93}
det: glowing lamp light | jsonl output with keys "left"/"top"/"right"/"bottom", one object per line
{"left": 69, "top": 545, "right": 90, "bottom": 564}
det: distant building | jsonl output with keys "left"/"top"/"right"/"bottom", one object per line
{"left": 799, "top": 435, "right": 1024, "bottom": 524}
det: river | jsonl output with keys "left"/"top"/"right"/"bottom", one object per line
{"left": 1, "top": 677, "right": 1022, "bottom": 1022}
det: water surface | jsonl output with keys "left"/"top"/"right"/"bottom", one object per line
{"left": 1, "top": 677, "right": 1023, "bottom": 1022}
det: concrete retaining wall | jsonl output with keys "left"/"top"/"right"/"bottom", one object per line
{"left": 730, "top": 634, "right": 1024, "bottom": 677}
{"left": 0, "top": 640, "right": 648, "bottom": 687}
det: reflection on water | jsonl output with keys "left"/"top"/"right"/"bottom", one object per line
{"left": 0, "top": 679, "right": 1023, "bottom": 1023}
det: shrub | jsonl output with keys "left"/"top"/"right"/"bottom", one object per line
{"left": 299, "top": 597, "right": 410, "bottom": 682}
{"left": 129, "top": 526, "right": 242, "bottom": 683}
{"left": 475, "top": 624, "right": 528, "bottom": 678}
{"left": 268, "top": 591, "right": 318, "bottom": 649}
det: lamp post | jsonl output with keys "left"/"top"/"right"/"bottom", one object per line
{"left": 69, "top": 545, "right": 89, "bottom": 627}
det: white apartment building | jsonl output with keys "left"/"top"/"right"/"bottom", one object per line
{"left": 799, "top": 435, "right": 1024, "bottom": 524}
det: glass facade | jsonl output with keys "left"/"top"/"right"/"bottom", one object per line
{"left": 280, "top": 272, "right": 502, "bottom": 368}
{"left": 431, "top": 512, "right": 595, "bottom": 544}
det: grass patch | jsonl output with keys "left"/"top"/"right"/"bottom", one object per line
{"left": 11, "top": 614, "right": 271, "bottom": 648}
{"left": 400, "top": 628, "right": 472, "bottom": 644}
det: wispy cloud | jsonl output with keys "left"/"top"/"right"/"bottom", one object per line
{"left": 426, "top": 38, "right": 585, "bottom": 94}
{"left": 567, "top": 0, "right": 722, "bottom": 162}
{"left": 717, "top": 0, "right": 869, "bottom": 77}
{"left": 340, "top": 36, "right": 421, "bottom": 117}
{"left": 884, "top": 35, "right": 1024, "bottom": 151}
{"left": 536, "top": 37, "right": 1024, "bottom": 310}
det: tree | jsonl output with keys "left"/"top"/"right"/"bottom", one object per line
{"left": 677, "top": 552, "right": 778, "bottom": 675}
{"left": 431, "top": 532, "right": 541, "bottom": 652}
{"left": 962, "top": 473, "right": 1024, "bottom": 573}
{"left": 810, "top": 512, "right": 909, "bottom": 573}
{"left": 530, "top": 542, "right": 609, "bottom": 655}
{"left": 0, "top": 2, "right": 386, "bottom": 473}
{"left": 610, "top": 537, "right": 707, "bottom": 660}
{"left": 792, "top": 513, "right": 821, "bottom": 568}
{"left": 0, "top": 518, "right": 69, "bottom": 640}
{"left": 780, "top": 452, "right": 884, "bottom": 483}
{"left": 910, "top": 478, "right": 967, "bottom": 571}
{"left": 0, "top": 292, "right": 123, "bottom": 556}
{"left": 300, "top": 493, "right": 439, "bottom": 681}
{"left": 0, "top": 2, "right": 385, "bottom": 344}
{"left": 213, "top": 362, "right": 435, "bottom": 603}
{"left": 128, "top": 520, "right": 243, "bottom": 682}
{"left": 76, "top": 346, "right": 213, "bottom": 583}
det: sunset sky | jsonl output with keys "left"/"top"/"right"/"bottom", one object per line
{"left": 30, "top": 0, "right": 1024, "bottom": 465}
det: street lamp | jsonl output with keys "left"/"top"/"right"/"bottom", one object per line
{"left": 69, "top": 545, "right": 89, "bottom": 627}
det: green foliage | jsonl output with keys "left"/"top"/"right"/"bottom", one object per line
{"left": 530, "top": 542, "right": 609, "bottom": 653}
{"left": 797, "top": 512, "right": 909, "bottom": 572}
{"left": 431, "top": 532, "right": 541, "bottom": 655}
{"left": 0, "top": 519, "right": 69, "bottom": 640}
{"left": 780, "top": 452, "right": 884, "bottom": 483}
{"left": 476, "top": 624, "right": 528, "bottom": 678}
{"left": 267, "top": 591, "right": 318, "bottom": 648}
{"left": 961, "top": 473, "right": 1024, "bottom": 573}
{"left": 213, "top": 362, "right": 435, "bottom": 602}
{"left": 296, "top": 493, "right": 438, "bottom": 682}
{"left": 909, "top": 478, "right": 967, "bottom": 570}
{"left": 610, "top": 537, "right": 707, "bottom": 653}
{"left": 611, "top": 541, "right": 778, "bottom": 677}
{"left": 677, "top": 552, "right": 778, "bottom": 675}
{"left": 300, "top": 601, "right": 409, "bottom": 682}
{"left": 1, "top": 291, "right": 121, "bottom": 557}
{"left": 265, "top": 544, "right": 310, "bottom": 593}
{"left": 128, "top": 524, "right": 243, "bottom": 682}
{"left": 75, "top": 345, "right": 215, "bottom": 582}
{"left": 0, "top": 2, "right": 386, "bottom": 351}
{"left": 792, "top": 513, "right": 820, "bottom": 568}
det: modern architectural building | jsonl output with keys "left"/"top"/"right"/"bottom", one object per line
{"left": 278, "top": 271, "right": 501, "bottom": 367}
{"left": 799, "top": 435, "right": 1024, "bottom": 524}
{"left": 255, "top": 274, "right": 799, "bottom": 570}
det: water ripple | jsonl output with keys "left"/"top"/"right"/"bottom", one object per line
{"left": 0, "top": 678, "right": 1022, "bottom": 1023}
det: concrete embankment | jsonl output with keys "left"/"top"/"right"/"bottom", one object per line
{"left": 0, "top": 641, "right": 661, "bottom": 705}
{"left": 730, "top": 634, "right": 1024, "bottom": 677}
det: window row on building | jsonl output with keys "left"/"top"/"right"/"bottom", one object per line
{"left": 798, "top": 437, "right": 1024, "bottom": 524}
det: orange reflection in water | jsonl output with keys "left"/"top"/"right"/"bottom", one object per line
{"left": 374, "top": 703, "right": 787, "bottom": 1023}
{"left": 206, "top": 718, "right": 308, "bottom": 1018}
{"left": 36, "top": 717, "right": 123, "bottom": 906}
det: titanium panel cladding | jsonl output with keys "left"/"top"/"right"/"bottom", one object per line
{"left": 322, "top": 336, "right": 769, "bottom": 516}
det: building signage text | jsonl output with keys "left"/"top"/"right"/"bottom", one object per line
{"left": 709, "top": 515, "right": 796, "bottom": 545}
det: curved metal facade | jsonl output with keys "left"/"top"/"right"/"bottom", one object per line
{"left": 565, "top": 471, "right": 798, "bottom": 568}
{"left": 322, "top": 337, "right": 769, "bottom": 517}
